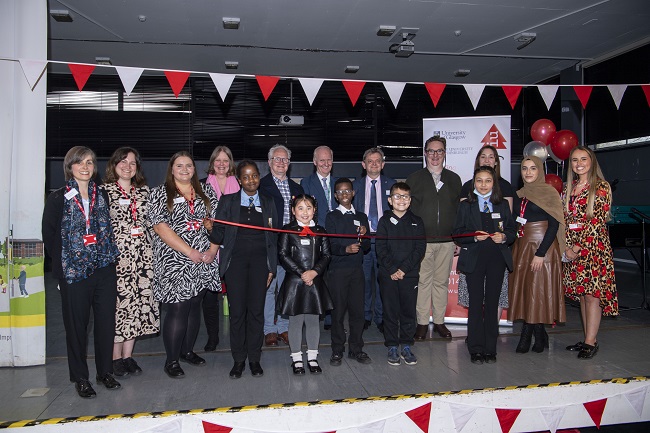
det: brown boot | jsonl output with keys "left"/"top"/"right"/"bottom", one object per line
{"left": 414, "top": 324, "right": 428, "bottom": 341}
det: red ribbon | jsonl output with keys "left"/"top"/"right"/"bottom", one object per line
{"left": 299, "top": 226, "right": 315, "bottom": 237}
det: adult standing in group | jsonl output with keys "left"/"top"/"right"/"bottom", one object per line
{"left": 148, "top": 151, "right": 221, "bottom": 379}
{"left": 508, "top": 156, "right": 566, "bottom": 354}
{"left": 407, "top": 136, "right": 462, "bottom": 340}
{"left": 42, "top": 146, "right": 121, "bottom": 398}
{"left": 353, "top": 147, "right": 395, "bottom": 333}
{"left": 301, "top": 146, "right": 337, "bottom": 227}
{"left": 210, "top": 160, "right": 278, "bottom": 378}
{"left": 103, "top": 147, "right": 160, "bottom": 377}
{"left": 259, "top": 144, "right": 304, "bottom": 347}
{"left": 563, "top": 146, "right": 618, "bottom": 359}
{"left": 201, "top": 145, "right": 240, "bottom": 352}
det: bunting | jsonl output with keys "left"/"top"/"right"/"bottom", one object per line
{"left": 539, "top": 407, "right": 566, "bottom": 433}
{"left": 405, "top": 402, "right": 431, "bottom": 433}
{"left": 583, "top": 398, "right": 607, "bottom": 429}
{"left": 622, "top": 385, "right": 649, "bottom": 418}
{"left": 164, "top": 70, "right": 190, "bottom": 97}
{"left": 298, "top": 78, "right": 324, "bottom": 106}
{"left": 202, "top": 420, "right": 233, "bottom": 433}
{"left": 606, "top": 85, "right": 627, "bottom": 110}
{"left": 449, "top": 403, "right": 477, "bottom": 432}
{"left": 138, "top": 418, "right": 184, "bottom": 433}
{"left": 68, "top": 63, "right": 96, "bottom": 91}
{"left": 256, "top": 75, "right": 280, "bottom": 101}
{"left": 573, "top": 85, "right": 593, "bottom": 109}
{"left": 424, "top": 83, "right": 446, "bottom": 108}
{"left": 18, "top": 59, "right": 48, "bottom": 90}
{"left": 357, "top": 419, "right": 386, "bottom": 433}
{"left": 383, "top": 81, "right": 407, "bottom": 107}
{"left": 641, "top": 85, "right": 650, "bottom": 107}
{"left": 209, "top": 73, "right": 236, "bottom": 101}
{"left": 462, "top": 84, "right": 485, "bottom": 110}
{"left": 502, "top": 85, "right": 522, "bottom": 109}
{"left": 495, "top": 408, "right": 521, "bottom": 433}
{"left": 342, "top": 80, "right": 366, "bottom": 107}
{"left": 115, "top": 66, "right": 144, "bottom": 96}
{"left": 537, "top": 85, "right": 559, "bottom": 110}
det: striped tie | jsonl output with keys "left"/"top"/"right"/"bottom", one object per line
{"left": 483, "top": 200, "right": 490, "bottom": 213}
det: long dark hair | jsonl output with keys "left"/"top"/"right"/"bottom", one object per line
{"left": 164, "top": 151, "right": 211, "bottom": 214}
{"left": 290, "top": 194, "right": 318, "bottom": 224}
{"left": 467, "top": 166, "right": 503, "bottom": 204}
{"left": 104, "top": 147, "right": 146, "bottom": 187}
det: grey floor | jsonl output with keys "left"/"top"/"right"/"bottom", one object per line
{"left": 1, "top": 261, "right": 649, "bottom": 423}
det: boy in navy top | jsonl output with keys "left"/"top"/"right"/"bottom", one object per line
{"left": 376, "top": 182, "right": 426, "bottom": 365}
{"left": 325, "top": 178, "right": 372, "bottom": 365}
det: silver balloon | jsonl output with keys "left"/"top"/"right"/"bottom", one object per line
{"left": 523, "top": 140, "right": 548, "bottom": 161}
{"left": 547, "top": 144, "right": 563, "bottom": 164}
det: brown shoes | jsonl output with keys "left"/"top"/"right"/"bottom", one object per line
{"left": 433, "top": 323, "right": 452, "bottom": 339}
{"left": 278, "top": 331, "right": 289, "bottom": 345}
{"left": 264, "top": 333, "right": 278, "bottom": 347}
{"left": 414, "top": 324, "right": 428, "bottom": 341}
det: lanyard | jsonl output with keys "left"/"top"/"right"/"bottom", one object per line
{"left": 67, "top": 184, "right": 96, "bottom": 233}
{"left": 116, "top": 182, "right": 138, "bottom": 224}
{"left": 176, "top": 187, "right": 196, "bottom": 216}
{"left": 517, "top": 197, "right": 528, "bottom": 237}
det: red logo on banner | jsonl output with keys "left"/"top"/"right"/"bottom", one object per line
{"left": 480, "top": 124, "right": 508, "bottom": 149}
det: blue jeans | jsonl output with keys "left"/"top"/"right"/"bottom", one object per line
{"left": 264, "top": 265, "right": 289, "bottom": 335}
{"left": 363, "top": 240, "right": 382, "bottom": 324}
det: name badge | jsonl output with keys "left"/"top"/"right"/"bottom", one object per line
{"left": 353, "top": 220, "right": 360, "bottom": 226}
{"left": 186, "top": 220, "right": 201, "bottom": 231}
{"left": 390, "top": 217, "right": 398, "bottom": 225}
{"left": 173, "top": 196, "right": 185, "bottom": 204}
{"left": 64, "top": 188, "right": 79, "bottom": 200}
{"left": 491, "top": 213, "right": 501, "bottom": 219}
{"left": 569, "top": 223, "right": 583, "bottom": 230}
{"left": 516, "top": 216, "right": 527, "bottom": 224}
{"left": 119, "top": 198, "right": 131, "bottom": 206}
{"left": 435, "top": 181, "right": 444, "bottom": 191}
{"left": 254, "top": 206, "right": 262, "bottom": 213}
{"left": 300, "top": 239, "right": 311, "bottom": 246}
{"left": 83, "top": 233, "right": 97, "bottom": 246}
{"left": 131, "top": 226, "right": 144, "bottom": 237}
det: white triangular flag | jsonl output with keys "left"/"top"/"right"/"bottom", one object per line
{"left": 539, "top": 407, "right": 566, "bottom": 433}
{"left": 18, "top": 59, "right": 48, "bottom": 90}
{"left": 607, "top": 85, "right": 628, "bottom": 110}
{"left": 383, "top": 81, "right": 406, "bottom": 107}
{"left": 209, "top": 73, "right": 236, "bottom": 101}
{"left": 448, "top": 403, "right": 477, "bottom": 432}
{"left": 298, "top": 78, "right": 324, "bottom": 106}
{"left": 537, "top": 85, "right": 559, "bottom": 110}
{"left": 623, "top": 385, "right": 649, "bottom": 418}
{"left": 136, "top": 417, "right": 183, "bottom": 433}
{"left": 462, "top": 84, "right": 485, "bottom": 110}
{"left": 357, "top": 419, "right": 386, "bottom": 433}
{"left": 115, "top": 66, "right": 144, "bottom": 96}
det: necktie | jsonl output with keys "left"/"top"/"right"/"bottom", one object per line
{"left": 483, "top": 200, "right": 490, "bottom": 213}
{"left": 249, "top": 196, "right": 254, "bottom": 208}
{"left": 369, "top": 179, "right": 378, "bottom": 231}
{"left": 322, "top": 177, "right": 331, "bottom": 211}
{"left": 345, "top": 210, "right": 353, "bottom": 215}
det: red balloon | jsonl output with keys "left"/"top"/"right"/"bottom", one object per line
{"left": 530, "top": 119, "right": 557, "bottom": 145}
{"left": 545, "top": 174, "right": 563, "bottom": 194}
{"left": 549, "top": 130, "right": 579, "bottom": 161}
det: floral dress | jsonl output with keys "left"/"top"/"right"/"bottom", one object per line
{"left": 104, "top": 183, "right": 160, "bottom": 342}
{"left": 563, "top": 180, "right": 618, "bottom": 316}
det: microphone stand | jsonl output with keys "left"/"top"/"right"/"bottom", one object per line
{"left": 623, "top": 208, "right": 650, "bottom": 311}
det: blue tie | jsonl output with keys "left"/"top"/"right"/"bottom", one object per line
{"left": 322, "top": 177, "right": 331, "bottom": 211}
{"left": 483, "top": 200, "right": 490, "bottom": 213}
{"left": 369, "top": 179, "right": 378, "bottom": 232}
{"left": 249, "top": 196, "right": 254, "bottom": 208}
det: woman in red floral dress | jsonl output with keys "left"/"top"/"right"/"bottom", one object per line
{"left": 562, "top": 146, "right": 618, "bottom": 359}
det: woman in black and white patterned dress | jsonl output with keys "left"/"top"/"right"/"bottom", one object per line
{"left": 149, "top": 151, "right": 221, "bottom": 378}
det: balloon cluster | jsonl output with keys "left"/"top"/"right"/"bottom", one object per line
{"left": 524, "top": 119, "right": 579, "bottom": 163}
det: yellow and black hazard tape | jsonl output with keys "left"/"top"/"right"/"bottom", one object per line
{"left": 1, "top": 376, "right": 647, "bottom": 429}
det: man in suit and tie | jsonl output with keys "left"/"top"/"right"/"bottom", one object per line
{"left": 300, "top": 146, "right": 337, "bottom": 227}
{"left": 353, "top": 147, "right": 396, "bottom": 333}
{"left": 259, "top": 144, "right": 304, "bottom": 347}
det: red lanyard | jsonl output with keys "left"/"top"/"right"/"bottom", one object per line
{"left": 116, "top": 182, "right": 138, "bottom": 224}
{"left": 176, "top": 187, "right": 196, "bottom": 215}
{"left": 519, "top": 197, "right": 529, "bottom": 219}
{"left": 67, "top": 184, "right": 96, "bottom": 233}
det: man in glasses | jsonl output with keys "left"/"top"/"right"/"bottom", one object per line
{"left": 259, "top": 144, "right": 304, "bottom": 347}
{"left": 406, "top": 136, "right": 462, "bottom": 341}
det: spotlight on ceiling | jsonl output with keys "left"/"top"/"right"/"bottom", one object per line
{"left": 454, "top": 69, "right": 471, "bottom": 77}
{"left": 223, "top": 17, "right": 240, "bottom": 29}
{"left": 50, "top": 9, "right": 73, "bottom": 22}
{"left": 388, "top": 28, "right": 418, "bottom": 58}
{"left": 225, "top": 61, "right": 239, "bottom": 69}
{"left": 95, "top": 57, "right": 112, "bottom": 65}
{"left": 514, "top": 32, "right": 536, "bottom": 50}
{"left": 377, "top": 25, "right": 396, "bottom": 37}
{"left": 345, "top": 65, "right": 360, "bottom": 73}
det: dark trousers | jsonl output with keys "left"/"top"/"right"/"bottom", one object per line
{"left": 466, "top": 243, "right": 505, "bottom": 355}
{"left": 202, "top": 290, "right": 220, "bottom": 340}
{"left": 58, "top": 265, "right": 117, "bottom": 382}
{"left": 327, "top": 266, "right": 365, "bottom": 353}
{"left": 225, "top": 244, "right": 267, "bottom": 363}
{"left": 362, "top": 240, "right": 383, "bottom": 324}
{"left": 379, "top": 274, "right": 418, "bottom": 347}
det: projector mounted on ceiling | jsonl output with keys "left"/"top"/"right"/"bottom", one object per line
{"left": 279, "top": 115, "right": 304, "bottom": 126}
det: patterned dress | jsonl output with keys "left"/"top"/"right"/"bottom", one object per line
{"left": 104, "top": 183, "right": 160, "bottom": 342}
{"left": 148, "top": 184, "right": 221, "bottom": 303}
{"left": 563, "top": 180, "right": 618, "bottom": 316}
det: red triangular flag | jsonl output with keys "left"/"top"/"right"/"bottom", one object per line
{"left": 502, "top": 85, "right": 522, "bottom": 109}
{"left": 256, "top": 75, "right": 280, "bottom": 101}
{"left": 342, "top": 81, "right": 366, "bottom": 107}
{"left": 573, "top": 85, "right": 593, "bottom": 109}
{"left": 164, "top": 71, "right": 190, "bottom": 98}
{"left": 495, "top": 408, "right": 521, "bottom": 433}
{"left": 68, "top": 64, "right": 95, "bottom": 91}
{"left": 201, "top": 420, "right": 233, "bottom": 433}
{"left": 424, "top": 83, "right": 446, "bottom": 108}
{"left": 642, "top": 85, "right": 650, "bottom": 108}
{"left": 584, "top": 398, "right": 607, "bottom": 429}
{"left": 405, "top": 402, "right": 431, "bottom": 433}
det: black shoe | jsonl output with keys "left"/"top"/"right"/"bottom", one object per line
{"left": 204, "top": 336, "right": 219, "bottom": 352}
{"left": 123, "top": 357, "right": 143, "bottom": 375}
{"left": 112, "top": 358, "right": 129, "bottom": 377}
{"left": 96, "top": 373, "right": 121, "bottom": 390}
{"left": 164, "top": 361, "right": 185, "bottom": 378}
{"left": 377, "top": 322, "right": 384, "bottom": 334}
{"left": 363, "top": 320, "right": 371, "bottom": 330}
{"left": 348, "top": 351, "right": 372, "bottom": 364}
{"left": 470, "top": 353, "right": 484, "bottom": 364}
{"left": 484, "top": 353, "right": 497, "bottom": 364}
{"left": 292, "top": 361, "right": 306, "bottom": 375}
{"left": 531, "top": 324, "right": 549, "bottom": 353}
{"left": 75, "top": 379, "right": 96, "bottom": 398}
{"left": 229, "top": 361, "right": 245, "bottom": 379}
{"left": 516, "top": 322, "right": 534, "bottom": 354}
{"left": 577, "top": 342, "right": 599, "bottom": 359}
{"left": 180, "top": 351, "right": 206, "bottom": 366}
{"left": 330, "top": 352, "right": 343, "bottom": 366}
{"left": 249, "top": 361, "right": 264, "bottom": 377}
{"left": 308, "top": 360, "right": 322, "bottom": 374}
{"left": 566, "top": 341, "right": 584, "bottom": 351}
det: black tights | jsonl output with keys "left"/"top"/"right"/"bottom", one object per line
{"left": 163, "top": 291, "right": 205, "bottom": 364}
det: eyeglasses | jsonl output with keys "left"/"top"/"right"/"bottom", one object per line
{"left": 425, "top": 149, "right": 445, "bottom": 156}
{"left": 391, "top": 194, "right": 411, "bottom": 201}
{"left": 271, "top": 157, "right": 290, "bottom": 164}
{"left": 334, "top": 189, "right": 353, "bottom": 195}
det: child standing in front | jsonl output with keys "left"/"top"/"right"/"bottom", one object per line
{"left": 376, "top": 182, "right": 426, "bottom": 365}
{"left": 277, "top": 194, "right": 333, "bottom": 375}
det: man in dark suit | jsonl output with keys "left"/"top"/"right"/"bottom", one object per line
{"left": 300, "top": 145, "right": 337, "bottom": 227}
{"left": 352, "top": 147, "right": 396, "bottom": 333}
{"left": 259, "top": 144, "right": 304, "bottom": 347}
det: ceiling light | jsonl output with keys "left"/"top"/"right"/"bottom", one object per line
{"left": 50, "top": 9, "right": 73, "bottom": 22}
{"left": 138, "top": 15, "right": 147, "bottom": 22}
{"left": 377, "top": 25, "right": 396, "bottom": 36}
{"left": 454, "top": 69, "right": 471, "bottom": 77}
{"left": 95, "top": 57, "right": 112, "bottom": 65}
{"left": 345, "top": 66, "right": 360, "bottom": 73}
{"left": 514, "top": 32, "right": 536, "bottom": 50}
{"left": 223, "top": 17, "right": 240, "bottom": 29}
{"left": 225, "top": 61, "right": 239, "bottom": 69}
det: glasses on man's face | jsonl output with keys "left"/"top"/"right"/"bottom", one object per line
{"left": 391, "top": 194, "right": 411, "bottom": 201}
{"left": 425, "top": 149, "right": 445, "bottom": 156}
{"left": 334, "top": 189, "right": 353, "bottom": 196}
{"left": 271, "top": 156, "right": 290, "bottom": 164}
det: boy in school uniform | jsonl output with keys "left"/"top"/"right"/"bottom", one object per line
{"left": 376, "top": 182, "right": 426, "bottom": 365}
{"left": 325, "top": 178, "right": 372, "bottom": 365}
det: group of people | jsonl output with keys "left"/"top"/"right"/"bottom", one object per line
{"left": 41, "top": 137, "right": 618, "bottom": 399}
